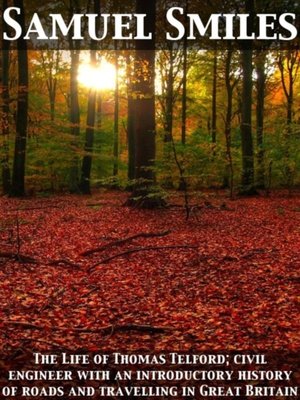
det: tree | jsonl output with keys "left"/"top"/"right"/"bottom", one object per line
{"left": 277, "top": 48, "right": 300, "bottom": 187}
{"left": 223, "top": 48, "right": 239, "bottom": 197}
{"left": 181, "top": 0, "right": 189, "bottom": 146}
{"left": 1, "top": 0, "right": 11, "bottom": 194}
{"left": 80, "top": 0, "right": 100, "bottom": 194}
{"left": 11, "top": 0, "right": 29, "bottom": 197}
{"left": 211, "top": 48, "right": 218, "bottom": 147}
{"left": 126, "top": 52, "right": 135, "bottom": 182}
{"left": 113, "top": 50, "right": 119, "bottom": 178}
{"left": 162, "top": 48, "right": 174, "bottom": 144}
{"left": 69, "top": 0, "right": 81, "bottom": 193}
{"left": 178, "top": 2, "right": 189, "bottom": 192}
{"left": 40, "top": 50, "right": 62, "bottom": 122}
{"left": 255, "top": 51, "right": 267, "bottom": 189}
{"left": 80, "top": 52, "right": 97, "bottom": 194}
{"left": 278, "top": 49, "right": 299, "bottom": 128}
{"left": 240, "top": 0, "right": 256, "bottom": 195}
{"left": 127, "top": 0, "right": 164, "bottom": 207}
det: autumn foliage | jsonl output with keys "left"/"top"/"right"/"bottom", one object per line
{"left": 0, "top": 191, "right": 299, "bottom": 354}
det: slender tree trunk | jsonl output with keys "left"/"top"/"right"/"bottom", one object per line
{"left": 285, "top": 85, "right": 293, "bottom": 189}
{"left": 126, "top": 54, "right": 135, "bottom": 182}
{"left": 50, "top": 95, "right": 55, "bottom": 122}
{"left": 49, "top": 50, "right": 59, "bottom": 122}
{"left": 40, "top": 50, "right": 59, "bottom": 122}
{"left": 68, "top": 0, "right": 81, "bottom": 192}
{"left": 181, "top": 0, "right": 188, "bottom": 145}
{"left": 113, "top": 51, "right": 119, "bottom": 178}
{"left": 97, "top": 93, "right": 102, "bottom": 128}
{"left": 127, "top": 99, "right": 135, "bottom": 181}
{"left": 80, "top": 52, "right": 97, "bottom": 195}
{"left": 178, "top": 51, "right": 187, "bottom": 190}
{"left": 240, "top": 0, "right": 255, "bottom": 195}
{"left": 69, "top": 48, "right": 81, "bottom": 192}
{"left": 256, "top": 51, "right": 266, "bottom": 189}
{"left": 211, "top": 48, "right": 217, "bottom": 146}
{"left": 11, "top": 0, "right": 28, "bottom": 197}
{"left": 278, "top": 52, "right": 296, "bottom": 129}
{"left": 178, "top": 0, "right": 188, "bottom": 191}
{"left": 240, "top": 48, "right": 255, "bottom": 194}
{"left": 163, "top": 49, "right": 174, "bottom": 189}
{"left": 1, "top": 0, "right": 11, "bottom": 194}
{"left": 224, "top": 49, "right": 234, "bottom": 198}
{"left": 181, "top": 38, "right": 187, "bottom": 145}
{"left": 287, "top": 77, "right": 293, "bottom": 127}
{"left": 164, "top": 50, "right": 174, "bottom": 143}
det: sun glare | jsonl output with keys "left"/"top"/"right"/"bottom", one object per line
{"left": 78, "top": 59, "right": 116, "bottom": 90}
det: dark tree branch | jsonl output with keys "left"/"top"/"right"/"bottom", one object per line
{"left": 3, "top": 321, "right": 173, "bottom": 335}
{"left": 0, "top": 252, "right": 37, "bottom": 264}
{"left": 81, "top": 230, "right": 171, "bottom": 256}
{"left": 89, "top": 245, "right": 197, "bottom": 271}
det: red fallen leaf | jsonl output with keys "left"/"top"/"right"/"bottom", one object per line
{"left": 0, "top": 192, "right": 298, "bottom": 353}
{"left": 87, "top": 345, "right": 100, "bottom": 352}
{"left": 278, "top": 321, "right": 292, "bottom": 328}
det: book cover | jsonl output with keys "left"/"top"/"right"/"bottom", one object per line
{"left": 0, "top": 1, "right": 299, "bottom": 398}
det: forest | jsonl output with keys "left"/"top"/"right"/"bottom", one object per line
{"left": 0, "top": 0, "right": 299, "bottom": 200}
{"left": 0, "top": 0, "right": 299, "bottom": 397}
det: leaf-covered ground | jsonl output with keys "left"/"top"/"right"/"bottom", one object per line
{"left": 0, "top": 191, "right": 299, "bottom": 354}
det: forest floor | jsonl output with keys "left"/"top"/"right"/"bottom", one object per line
{"left": 0, "top": 190, "right": 299, "bottom": 356}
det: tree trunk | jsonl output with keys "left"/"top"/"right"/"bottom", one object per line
{"left": 127, "top": 0, "right": 164, "bottom": 208}
{"left": 80, "top": 0, "right": 100, "bottom": 194}
{"left": 113, "top": 51, "right": 119, "bottom": 178}
{"left": 211, "top": 48, "right": 217, "bottom": 146}
{"left": 68, "top": 0, "right": 81, "bottom": 192}
{"left": 49, "top": 51, "right": 59, "bottom": 122}
{"left": 80, "top": 52, "right": 97, "bottom": 195}
{"left": 127, "top": 98, "right": 135, "bottom": 182}
{"left": 1, "top": 0, "right": 11, "bottom": 194}
{"left": 126, "top": 54, "right": 135, "bottom": 182}
{"left": 255, "top": 51, "right": 266, "bottom": 189}
{"left": 240, "top": 0, "right": 256, "bottom": 195}
{"left": 163, "top": 49, "right": 175, "bottom": 189}
{"left": 178, "top": 45, "right": 188, "bottom": 190}
{"left": 132, "top": 48, "right": 156, "bottom": 194}
{"left": 178, "top": 0, "right": 188, "bottom": 191}
{"left": 240, "top": 48, "right": 255, "bottom": 194}
{"left": 40, "top": 50, "right": 59, "bottom": 122}
{"left": 224, "top": 49, "right": 234, "bottom": 198}
{"left": 11, "top": 0, "right": 28, "bottom": 197}
{"left": 69, "top": 48, "right": 81, "bottom": 192}
{"left": 181, "top": 14, "right": 188, "bottom": 146}
{"left": 164, "top": 50, "right": 174, "bottom": 143}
